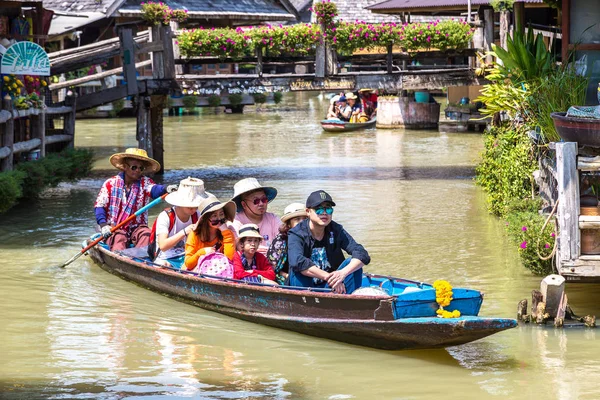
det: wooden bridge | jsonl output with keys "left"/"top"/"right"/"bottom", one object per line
{"left": 42, "top": 24, "right": 482, "bottom": 173}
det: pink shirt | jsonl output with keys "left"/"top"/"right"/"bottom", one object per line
{"left": 233, "top": 211, "right": 281, "bottom": 255}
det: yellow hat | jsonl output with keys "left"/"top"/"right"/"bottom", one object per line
{"left": 109, "top": 148, "right": 161, "bottom": 173}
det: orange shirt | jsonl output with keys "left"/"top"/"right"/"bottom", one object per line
{"left": 184, "top": 229, "right": 235, "bottom": 270}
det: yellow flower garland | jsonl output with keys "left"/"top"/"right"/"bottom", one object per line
{"left": 432, "top": 280, "right": 461, "bottom": 319}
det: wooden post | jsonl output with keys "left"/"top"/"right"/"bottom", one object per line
{"left": 119, "top": 28, "right": 139, "bottom": 96}
{"left": 31, "top": 99, "right": 46, "bottom": 157}
{"left": 513, "top": 2, "right": 525, "bottom": 36}
{"left": 556, "top": 142, "right": 580, "bottom": 262}
{"left": 161, "top": 25, "right": 176, "bottom": 80}
{"left": 386, "top": 44, "right": 393, "bottom": 74}
{"left": 255, "top": 46, "right": 263, "bottom": 77}
{"left": 472, "top": 10, "right": 484, "bottom": 68}
{"left": 1, "top": 96, "right": 14, "bottom": 171}
{"left": 315, "top": 42, "right": 325, "bottom": 78}
{"left": 63, "top": 93, "right": 77, "bottom": 148}
{"left": 499, "top": 10, "right": 510, "bottom": 51}
{"left": 325, "top": 44, "right": 337, "bottom": 76}
{"left": 136, "top": 96, "right": 151, "bottom": 155}
{"left": 541, "top": 274, "right": 566, "bottom": 318}
{"left": 170, "top": 21, "right": 183, "bottom": 75}
{"left": 150, "top": 95, "right": 165, "bottom": 174}
{"left": 483, "top": 6, "right": 494, "bottom": 63}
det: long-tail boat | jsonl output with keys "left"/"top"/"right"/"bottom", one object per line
{"left": 87, "top": 243, "right": 516, "bottom": 350}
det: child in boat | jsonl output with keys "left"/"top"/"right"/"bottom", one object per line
{"left": 184, "top": 196, "right": 236, "bottom": 271}
{"left": 287, "top": 190, "right": 370, "bottom": 294}
{"left": 233, "top": 224, "right": 277, "bottom": 283}
{"left": 150, "top": 177, "right": 209, "bottom": 267}
{"left": 267, "top": 203, "right": 307, "bottom": 284}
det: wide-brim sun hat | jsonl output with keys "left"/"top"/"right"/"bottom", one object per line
{"left": 238, "top": 223, "right": 263, "bottom": 240}
{"left": 232, "top": 177, "right": 277, "bottom": 212}
{"left": 110, "top": 148, "right": 161, "bottom": 173}
{"left": 165, "top": 177, "right": 210, "bottom": 208}
{"left": 329, "top": 95, "right": 341, "bottom": 105}
{"left": 198, "top": 195, "right": 236, "bottom": 222}
{"left": 281, "top": 202, "right": 307, "bottom": 223}
{"left": 345, "top": 92, "right": 358, "bottom": 100}
{"left": 358, "top": 88, "right": 374, "bottom": 92}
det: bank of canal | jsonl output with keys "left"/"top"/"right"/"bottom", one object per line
{"left": 2, "top": 93, "right": 600, "bottom": 399}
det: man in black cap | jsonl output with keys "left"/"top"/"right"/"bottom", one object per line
{"left": 287, "top": 190, "right": 370, "bottom": 294}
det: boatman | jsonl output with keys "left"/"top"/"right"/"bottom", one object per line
{"left": 231, "top": 178, "right": 280, "bottom": 255}
{"left": 94, "top": 148, "right": 176, "bottom": 251}
{"left": 287, "top": 190, "right": 370, "bottom": 294}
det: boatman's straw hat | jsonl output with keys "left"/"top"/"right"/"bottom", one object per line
{"left": 110, "top": 148, "right": 161, "bottom": 173}
{"left": 345, "top": 92, "right": 358, "bottom": 100}
{"left": 231, "top": 177, "right": 277, "bottom": 212}
{"left": 165, "top": 177, "right": 211, "bottom": 208}
{"left": 198, "top": 195, "right": 236, "bottom": 221}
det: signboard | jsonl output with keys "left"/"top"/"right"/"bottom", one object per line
{"left": 1, "top": 42, "right": 50, "bottom": 76}
{"left": 289, "top": 77, "right": 355, "bottom": 91}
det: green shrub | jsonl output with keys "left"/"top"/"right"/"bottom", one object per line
{"left": 0, "top": 170, "right": 25, "bottom": 213}
{"left": 475, "top": 125, "right": 537, "bottom": 216}
{"left": 109, "top": 98, "right": 125, "bottom": 117}
{"left": 0, "top": 148, "right": 95, "bottom": 213}
{"left": 182, "top": 95, "right": 198, "bottom": 113}
{"left": 228, "top": 93, "right": 243, "bottom": 107}
{"left": 505, "top": 210, "right": 555, "bottom": 275}
{"left": 207, "top": 95, "right": 221, "bottom": 108}
{"left": 252, "top": 93, "right": 267, "bottom": 104}
{"left": 273, "top": 91, "right": 283, "bottom": 104}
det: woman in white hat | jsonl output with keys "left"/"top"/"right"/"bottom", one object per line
{"left": 231, "top": 177, "right": 280, "bottom": 255}
{"left": 94, "top": 148, "right": 177, "bottom": 251}
{"left": 233, "top": 224, "right": 277, "bottom": 283}
{"left": 149, "top": 177, "right": 209, "bottom": 267}
{"left": 184, "top": 196, "right": 237, "bottom": 271}
{"left": 344, "top": 92, "right": 362, "bottom": 123}
{"left": 266, "top": 203, "right": 307, "bottom": 284}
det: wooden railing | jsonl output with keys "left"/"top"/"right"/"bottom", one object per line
{"left": 0, "top": 95, "right": 76, "bottom": 172}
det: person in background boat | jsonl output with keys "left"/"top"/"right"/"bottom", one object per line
{"left": 326, "top": 94, "right": 341, "bottom": 119}
{"left": 233, "top": 224, "right": 277, "bottom": 283}
{"left": 184, "top": 195, "right": 236, "bottom": 270}
{"left": 94, "top": 148, "right": 177, "bottom": 251}
{"left": 232, "top": 178, "right": 280, "bottom": 255}
{"left": 344, "top": 92, "right": 363, "bottom": 123}
{"left": 266, "top": 203, "right": 308, "bottom": 284}
{"left": 332, "top": 96, "right": 351, "bottom": 121}
{"left": 150, "top": 177, "right": 209, "bottom": 267}
{"left": 358, "top": 88, "right": 377, "bottom": 119}
{"left": 287, "top": 190, "right": 370, "bottom": 294}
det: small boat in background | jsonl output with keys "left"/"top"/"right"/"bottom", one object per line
{"left": 321, "top": 117, "right": 377, "bottom": 133}
{"left": 87, "top": 243, "right": 517, "bottom": 351}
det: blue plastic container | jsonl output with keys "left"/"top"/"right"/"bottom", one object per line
{"left": 415, "top": 91, "right": 430, "bottom": 103}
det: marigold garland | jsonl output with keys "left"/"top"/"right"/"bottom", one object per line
{"left": 432, "top": 280, "right": 461, "bottom": 319}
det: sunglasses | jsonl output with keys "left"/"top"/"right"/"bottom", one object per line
{"left": 247, "top": 196, "right": 268, "bottom": 206}
{"left": 127, "top": 164, "right": 145, "bottom": 172}
{"left": 313, "top": 206, "right": 334, "bottom": 215}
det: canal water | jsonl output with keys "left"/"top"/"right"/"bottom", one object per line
{"left": 2, "top": 93, "right": 600, "bottom": 399}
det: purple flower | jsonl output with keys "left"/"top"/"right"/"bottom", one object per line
{"left": 520, "top": 241, "right": 527, "bottom": 249}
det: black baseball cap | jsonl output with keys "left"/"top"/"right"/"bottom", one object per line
{"left": 306, "top": 190, "right": 336, "bottom": 208}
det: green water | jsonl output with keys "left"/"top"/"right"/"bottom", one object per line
{"left": 2, "top": 92, "right": 600, "bottom": 399}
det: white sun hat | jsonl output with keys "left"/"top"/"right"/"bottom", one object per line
{"left": 164, "top": 177, "right": 211, "bottom": 208}
{"left": 231, "top": 177, "right": 277, "bottom": 212}
{"left": 281, "top": 202, "right": 306, "bottom": 223}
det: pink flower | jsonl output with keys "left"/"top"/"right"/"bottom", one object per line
{"left": 522, "top": 226, "right": 527, "bottom": 232}
{"left": 551, "top": 232, "right": 555, "bottom": 237}
{"left": 520, "top": 241, "right": 527, "bottom": 249}
{"left": 545, "top": 243, "right": 550, "bottom": 249}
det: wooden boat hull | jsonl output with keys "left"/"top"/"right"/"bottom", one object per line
{"left": 88, "top": 245, "right": 516, "bottom": 350}
{"left": 321, "top": 118, "right": 377, "bottom": 133}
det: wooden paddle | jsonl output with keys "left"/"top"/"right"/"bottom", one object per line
{"left": 58, "top": 193, "right": 168, "bottom": 268}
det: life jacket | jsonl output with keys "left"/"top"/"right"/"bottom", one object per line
{"left": 148, "top": 207, "right": 198, "bottom": 260}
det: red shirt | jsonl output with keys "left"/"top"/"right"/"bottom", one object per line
{"left": 233, "top": 251, "right": 276, "bottom": 281}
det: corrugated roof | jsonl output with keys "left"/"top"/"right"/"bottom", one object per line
{"left": 368, "top": 0, "right": 545, "bottom": 12}
{"left": 43, "top": 0, "right": 115, "bottom": 13}
{"left": 118, "top": 0, "right": 296, "bottom": 20}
